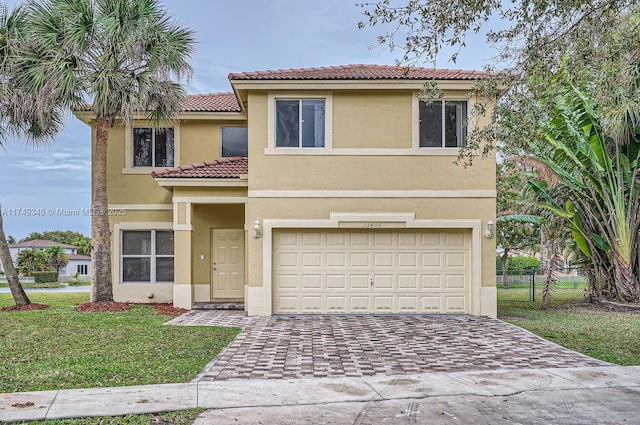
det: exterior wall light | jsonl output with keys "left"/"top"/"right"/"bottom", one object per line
{"left": 253, "top": 219, "right": 261, "bottom": 238}
{"left": 486, "top": 220, "right": 494, "bottom": 238}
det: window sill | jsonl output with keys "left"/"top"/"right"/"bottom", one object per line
{"left": 264, "top": 148, "right": 473, "bottom": 156}
{"left": 121, "top": 281, "right": 174, "bottom": 285}
{"left": 122, "top": 167, "right": 170, "bottom": 175}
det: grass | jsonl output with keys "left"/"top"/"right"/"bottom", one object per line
{"left": 19, "top": 408, "right": 205, "bottom": 425}
{"left": 0, "top": 293, "right": 240, "bottom": 393}
{"left": 499, "top": 299, "right": 640, "bottom": 365}
{"left": 0, "top": 282, "right": 65, "bottom": 289}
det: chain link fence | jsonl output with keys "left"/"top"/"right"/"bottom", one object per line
{"left": 497, "top": 268, "right": 588, "bottom": 302}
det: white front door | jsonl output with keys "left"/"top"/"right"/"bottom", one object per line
{"left": 211, "top": 229, "right": 245, "bottom": 299}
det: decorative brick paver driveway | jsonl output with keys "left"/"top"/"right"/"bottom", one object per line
{"left": 168, "top": 311, "right": 607, "bottom": 381}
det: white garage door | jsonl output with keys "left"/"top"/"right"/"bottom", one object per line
{"left": 272, "top": 229, "right": 471, "bottom": 314}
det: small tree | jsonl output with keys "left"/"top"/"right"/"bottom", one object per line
{"left": 15, "top": 249, "right": 48, "bottom": 276}
{"left": 43, "top": 245, "right": 69, "bottom": 273}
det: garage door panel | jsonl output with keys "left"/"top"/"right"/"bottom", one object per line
{"left": 326, "top": 274, "right": 347, "bottom": 289}
{"left": 349, "top": 252, "right": 370, "bottom": 267}
{"left": 275, "top": 296, "right": 299, "bottom": 313}
{"left": 374, "top": 233, "right": 393, "bottom": 246}
{"left": 445, "top": 252, "right": 466, "bottom": 268}
{"left": 420, "top": 233, "right": 442, "bottom": 247}
{"left": 373, "top": 252, "right": 394, "bottom": 267}
{"left": 373, "top": 274, "right": 393, "bottom": 289}
{"left": 398, "top": 232, "right": 417, "bottom": 246}
{"left": 398, "top": 252, "right": 418, "bottom": 267}
{"left": 421, "top": 274, "right": 442, "bottom": 289}
{"left": 326, "top": 233, "right": 346, "bottom": 245}
{"left": 326, "top": 297, "right": 346, "bottom": 313}
{"left": 445, "top": 296, "right": 467, "bottom": 313}
{"left": 398, "top": 296, "right": 418, "bottom": 312}
{"left": 445, "top": 232, "right": 466, "bottom": 247}
{"left": 302, "top": 232, "right": 322, "bottom": 246}
{"left": 421, "top": 296, "right": 442, "bottom": 313}
{"left": 373, "top": 296, "right": 394, "bottom": 312}
{"left": 326, "top": 252, "right": 346, "bottom": 267}
{"left": 302, "top": 296, "right": 322, "bottom": 313}
{"left": 302, "top": 274, "right": 322, "bottom": 289}
{"left": 349, "top": 233, "right": 370, "bottom": 246}
{"left": 349, "top": 296, "right": 371, "bottom": 313}
{"left": 445, "top": 274, "right": 467, "bottom": 290}
{"left": 398, "top": 274, "right": 418, "bottom": 289}
{"left": 421, "top": 253, "right": 442, "bottom": 267}
{"left": 277, "top": 252, "right": 298, "bottom": 267}
{"left": 301, "top": 252, "right": 322, "bottom": 267}
{"left": 350, "top": 274, "right": 370, "bottom": 289}
{"left": 273, "top": 230, "right": 471, "bottom": 314}
{"left": 277, "top": 274, "right": 299, "bottom": 290}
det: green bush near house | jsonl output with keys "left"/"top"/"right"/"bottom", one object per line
{"left": 497, "top": 255, "right": 541, "bottom": 274}
{"left": 32, "top": 270, "right": 59, "bottom": 283}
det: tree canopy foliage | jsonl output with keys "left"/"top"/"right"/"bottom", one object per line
{"left": 360, "top": 0, "right": 640, "bottom": 301}
{"left": 20, "top": 230, "right": 91, "bottom": 255}
{"left": 359, "top": 0, "right": 640, "bottom": 162}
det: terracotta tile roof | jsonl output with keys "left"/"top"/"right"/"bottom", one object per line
{"left": 229, "top": 64, "right": 489, "bottom": 81}
{"left": 79, "top": 93, "right": 241, "bottom": 113}
{"left": 182, "top": 92, "right": 241, "bottom": 112}
{"left": 151, "top": 157, "right": 248, "bottom": 179}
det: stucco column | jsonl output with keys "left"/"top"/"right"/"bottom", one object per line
{"left": 173, "top": 201, "right": 193, "bottom": 309}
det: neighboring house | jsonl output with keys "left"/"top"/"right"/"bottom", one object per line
{"left": 3, "top": 239, "right": 91, "bottom": 279}
{"left": 74, "top": 64, "right": 497, "bottom": 317}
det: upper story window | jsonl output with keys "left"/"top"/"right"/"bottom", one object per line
{"left": 275, "top": 99, "right": 325, "bottom": 148}
{"left": 419, "top": 100, "right": 467, "bottom": 148}
{"left": 133, "top": 127, "right": 174, "bottom": 167}
{"left": 221, "top": 127, "right": 248, "bottom": 157}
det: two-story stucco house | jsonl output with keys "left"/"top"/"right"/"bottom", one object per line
{"left": 74, "top": 64, "right": 497, "bottom": 317}
{"left": 3, "top": 239, "right": 91, "bottom": 279}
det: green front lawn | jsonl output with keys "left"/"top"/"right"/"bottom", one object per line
{"left": 0, "top": 293, "right": 239, "bottom": 393}
{"left": 499, "top": 300, "right": 640, "bottom": 365}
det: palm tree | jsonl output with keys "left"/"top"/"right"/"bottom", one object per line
{"left": 44, "top": 245, "right": 69, "bottom": 273}
{"left": 0, "top": 5, "right": 65, "bottom": 306}
{"left": 21, "top": 0, "right": 195, "bottom": 302}
{"left": 526, "top": 73, "right": 640, "bottom": 302}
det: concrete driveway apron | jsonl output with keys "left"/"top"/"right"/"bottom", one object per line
{"left": 168, "top": 312, "right": 607, "bottom": 381}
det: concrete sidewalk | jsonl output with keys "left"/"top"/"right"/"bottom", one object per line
{"left": 2, "top": 365, "right": 640, "bottom": 423}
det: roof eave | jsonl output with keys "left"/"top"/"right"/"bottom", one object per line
{"left": 155, "top": 177, "right": 249, "bottom": 188}
{"left": 230, "top": 79, "right": 482, "bottom": 91}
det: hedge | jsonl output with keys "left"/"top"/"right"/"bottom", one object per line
{"left": 32, "top": 270, "right": 59, "bottom": 284}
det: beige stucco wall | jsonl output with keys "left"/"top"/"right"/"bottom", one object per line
{"left": 88, "top": 83, "right": 496, "bottom": 314}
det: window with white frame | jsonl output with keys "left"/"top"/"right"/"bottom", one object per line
{"left": 133, "top": 128, "right": 174, "bottom": 167}
{"left": 419, "top": 100, "right": 467, "bottom": 148}
{"left": 121, "top": 230, "right": 174, "bottom": 283}
{"left": 221, "top": 127, "right": 248, "bottom": 157}
{"left": 275, "top": 99, "right": 325, "bottom": 148}
{"left": 76, "top": 264, "right": 88, "bottom": 275}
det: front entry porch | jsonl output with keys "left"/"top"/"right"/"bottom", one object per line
{"left": 172, "top": 202, "right": 247, "bottom": 309}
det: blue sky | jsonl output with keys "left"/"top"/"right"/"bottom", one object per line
{"left": 0, "top": 0, "right": 496, "bottom": 239}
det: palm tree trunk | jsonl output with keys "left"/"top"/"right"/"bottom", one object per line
{"left": 611, "top": 248, "right": 640, "bottom": 302}
{"left": 0, "top": 205, "right": 30, "bottom": 305}
{"left": 91, "top": 118, "right": 114, "bottom": 302}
